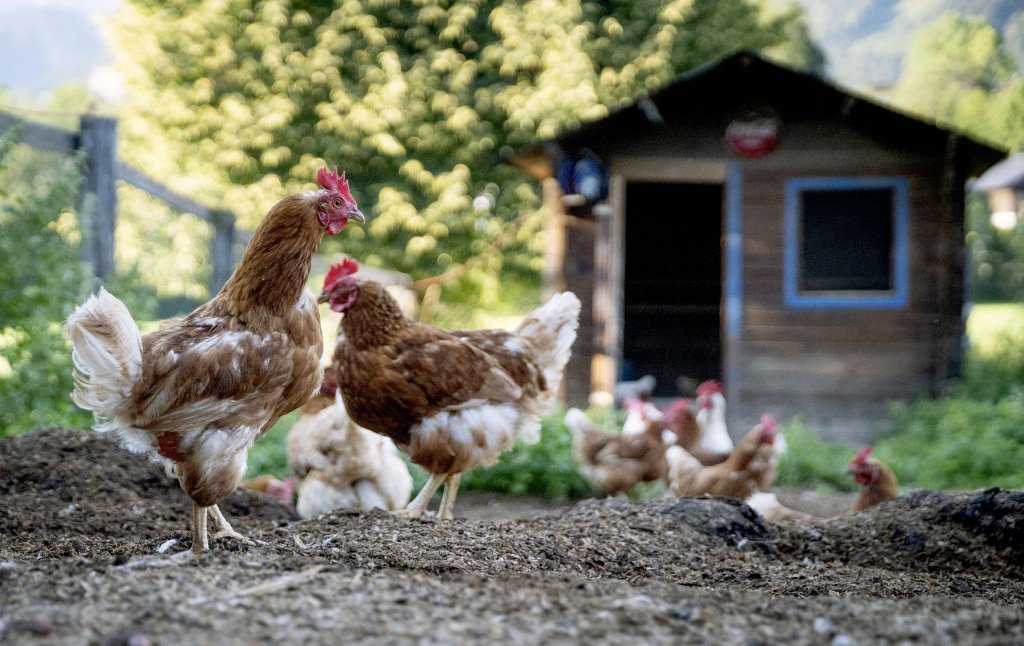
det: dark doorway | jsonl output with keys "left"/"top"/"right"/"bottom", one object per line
{"left": 621, "top": 182, "right": 723, "bottom": 397}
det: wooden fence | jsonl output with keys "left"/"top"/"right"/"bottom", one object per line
{"left": 0, "top": 110, "right": 240, "bottom": 293}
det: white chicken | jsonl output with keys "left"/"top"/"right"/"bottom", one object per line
{"left": 286, "top": 369, "right": 412, "bottom": 517}
{"left": 694, "top": 380, "right": 734, "bottom": 454}
{"left": 621, "top": 396, "right": 664, "bottom": 436}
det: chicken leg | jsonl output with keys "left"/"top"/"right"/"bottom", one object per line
{"left": 192, "top": 504, "right": 210, "bottom": 553}
{"left": 207, "top": 504, "right": 263, "bottom": 546}
{"left": 437, "top": 473, "right": 462, "bottom": 520}
{"left": 393, "top": 472, "right": 445, "bottom": 518}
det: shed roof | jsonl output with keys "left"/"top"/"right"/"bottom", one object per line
{"left": 973, "top": 153, "right": 1024, "bottom": 191}
{"left": 510, "top": 51, "right": 1006, "bottom": 178}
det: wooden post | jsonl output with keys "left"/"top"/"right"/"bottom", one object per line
{"left": 209, "top": 209, "right": 237, "bottom": 293}
{"left": 78, "top": 115, "right": 118, "bottom": 281}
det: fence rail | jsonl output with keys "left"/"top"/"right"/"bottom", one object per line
{"left": 0, "top": 110, "right": 240, "bottom": 294}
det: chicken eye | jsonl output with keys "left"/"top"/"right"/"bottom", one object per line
{"left": 333, "top": 198, "right": 342, "bottom": 208}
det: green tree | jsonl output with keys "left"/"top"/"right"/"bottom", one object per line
{"left": 0, "top": 133, "right": 92, "bottom": 436}
{"left": 891, "top": 12, "right": 1023, "bottom": 148}
{"left": 110, "top": 0, "right": 818, "bottom": 317}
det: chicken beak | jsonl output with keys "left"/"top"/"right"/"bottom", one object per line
{"left": 348, "top": 208, "right": 366, "bottom": 223}
{"left": 316, "top": 292, "right": 329, "bottom": 304}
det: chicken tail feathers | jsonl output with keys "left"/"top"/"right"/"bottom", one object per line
{"left": 517, "top": 292, "right": 581, "bottom": 411}
{"left": 63, "top": 288, "right": 142, "bottom": 428}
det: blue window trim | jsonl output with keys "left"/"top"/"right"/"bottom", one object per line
{"left": 783, "top": 176, "right": 909, "bottom": 310}
{"left": 725, "top": 162, "right": 743, "bottom": 337}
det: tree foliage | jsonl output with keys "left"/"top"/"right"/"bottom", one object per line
{"left": 0, "top": 133, "right": 92, "bottom": 436}
{"left": 110, "top": 0, "right": 819, "bottom": 313}
{"left": 890, "top": 12, "right": 1024, "bottom": 151}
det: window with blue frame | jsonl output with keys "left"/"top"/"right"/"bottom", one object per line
{"left": 784, "top": 177, "right": 908, "bottom": 309}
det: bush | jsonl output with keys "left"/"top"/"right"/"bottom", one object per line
{"left": 878, "top": 395, "right": 1024, "bottom": 490}
{"left": 775, "top": 418, "right": 857, "bottom": 492}
{"left": 959, "top": 326, "right": 1024, "bottom": 401}
{"left": 0, "top": 135, "right": 92, "bottom": 436}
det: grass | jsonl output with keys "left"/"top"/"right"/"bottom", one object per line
{"left": 966, "top": 303, "right": 1024, "bottom": 356}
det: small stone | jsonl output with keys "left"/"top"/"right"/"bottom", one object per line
{"left": 831, "top": 634, "right": 856, "bottom": 646}
{"left": 814, "top": 617, "right": 833, "bottom": 635}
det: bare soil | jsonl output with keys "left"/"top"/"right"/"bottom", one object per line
{"left": 2, "top": 428, "right": 1023, "bottom": 645}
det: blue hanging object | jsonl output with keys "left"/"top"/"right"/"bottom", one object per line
{"left": 573, "top": 156, "right": 607, "bottom": 201}
{"left": 555, "top": 158, "right": 575, "bottom": 195}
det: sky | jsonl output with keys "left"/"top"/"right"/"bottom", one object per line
{"left": 0, "top": 0, "right": 122, "bottom": 104}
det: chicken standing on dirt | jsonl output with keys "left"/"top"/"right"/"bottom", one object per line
{"left": 694, "top": 379, "right": 734, "bottom": 455}
{"left": 666, "top": 414, "right": 780, "bottom": 499}
{"left": 847, "top": 446, "right": 899, "bottom": 512}
{"left": 660, "top": 398, "right": 728, "bottom": 466}
{"left": 319, "top": 258, "right": 580, "bottom": 519}
{"left": 287, "top": 367, "right": 412, "bottom": 517}
{"left": 620, "top": 396, "right": 663, "bottom": 436}
{"left": 63, "top": 167, "right": 364, "bottom": 553}
{"left": 565, "top": 408, "right": 675, "bottom": 496}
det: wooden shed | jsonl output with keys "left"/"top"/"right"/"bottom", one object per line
{"left": 511, "top": 51, "right": 1005, "bottom": 443}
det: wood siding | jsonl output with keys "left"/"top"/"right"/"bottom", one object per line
{"left": 734, "top": 152, "right": 961, "bottom": 443}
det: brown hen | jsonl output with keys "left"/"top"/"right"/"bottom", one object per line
{"left": 64, "top": 167, "right": 363, "bottom": 553}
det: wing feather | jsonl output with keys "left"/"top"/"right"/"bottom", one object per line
{"left": 129, "top": 325, "right": 296, "bottom": 432}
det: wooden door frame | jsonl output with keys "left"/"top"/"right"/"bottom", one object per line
{"left": 593, "top": 156, "right": 732, "bottom": 398}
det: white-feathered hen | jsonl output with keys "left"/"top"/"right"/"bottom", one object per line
{"left": 287, "top": 368, "right": 412, "bottom": 517}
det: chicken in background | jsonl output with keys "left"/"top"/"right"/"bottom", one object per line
{"left": 240, "top": 474, "right": 295, "bottom": 504}
{"left": 743, "top": 491, "right": 817, "bottom": 523}
{"left": 660, "top": 398, "right": 728, "bottom": 465}
{"left": 666, "top": 414, "right": 780, "bottom": 499}
{"left": 621, "top": 395, "right": 664, "bottom": 436}
{"left": 64, "top": 167, "right": 364, "bottom": 553}
{"left": 847, "top": 446, "right": 899, "bottom": 512}
{"left": 747, "top": 446, "right": 900, "bottom": 523}
{"left": 565, "top": 407, "right": 674, "bottom": 496}
{"left": 319, "top": 259, "right": 580, "bottom": 519}
{"left": 286, "top": 367, "right": 412, "bottom": 517}
{"left": 694, "top": 379, "right": 734, "bottom": 455}
{"left": 613, "top": 374, "right": 656, "bottom": 408}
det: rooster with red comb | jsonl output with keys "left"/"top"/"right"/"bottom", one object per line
{"left": 65, "top": 166, "right": 364, "bottom": 554}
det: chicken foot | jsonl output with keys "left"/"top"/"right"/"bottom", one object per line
{"left": 189, "top": 504, "right": 264, "bottom": 553}
{"left": 207, "top": 504, "right": 264, "bottom": 546}
{"left": 392, "top": 472, "right": 445, "bottom": 518}
{"left": 437, "top": 473, "right": 462, "bottom": 520}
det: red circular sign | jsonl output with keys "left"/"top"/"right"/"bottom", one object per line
{"left": 726, "top": 115, "right": 779, "bottom": 158}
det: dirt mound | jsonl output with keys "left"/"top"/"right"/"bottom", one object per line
{"left": 2, "top": 428, "right": 1023, "bottom": 644}
{"left": 0, "top": 428, "right": 296, "bottom": 560}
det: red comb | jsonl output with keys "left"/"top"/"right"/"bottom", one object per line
{"left": 665, "top": 398, "right": 691, "bottom": 416}
{"left": 851, "top": 446, "right": 873, "bottom": 464}
{"left": 759, "top": 414, "right": 776, "bottom": 432}
{"left": 317, "top": 166, "right": 353, "bottom": 201}
{"left": 324, "top": 257, "right": 359, "bottom": 289}
{"left": 696, "top": 379, "right": 723, "bottom": 396}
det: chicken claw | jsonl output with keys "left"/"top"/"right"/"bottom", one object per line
{"left": 207, "top": 505, "right": 265, "bottom": 547}
{"left": 392, "top": 473, "right": 445, "bottom": 519}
